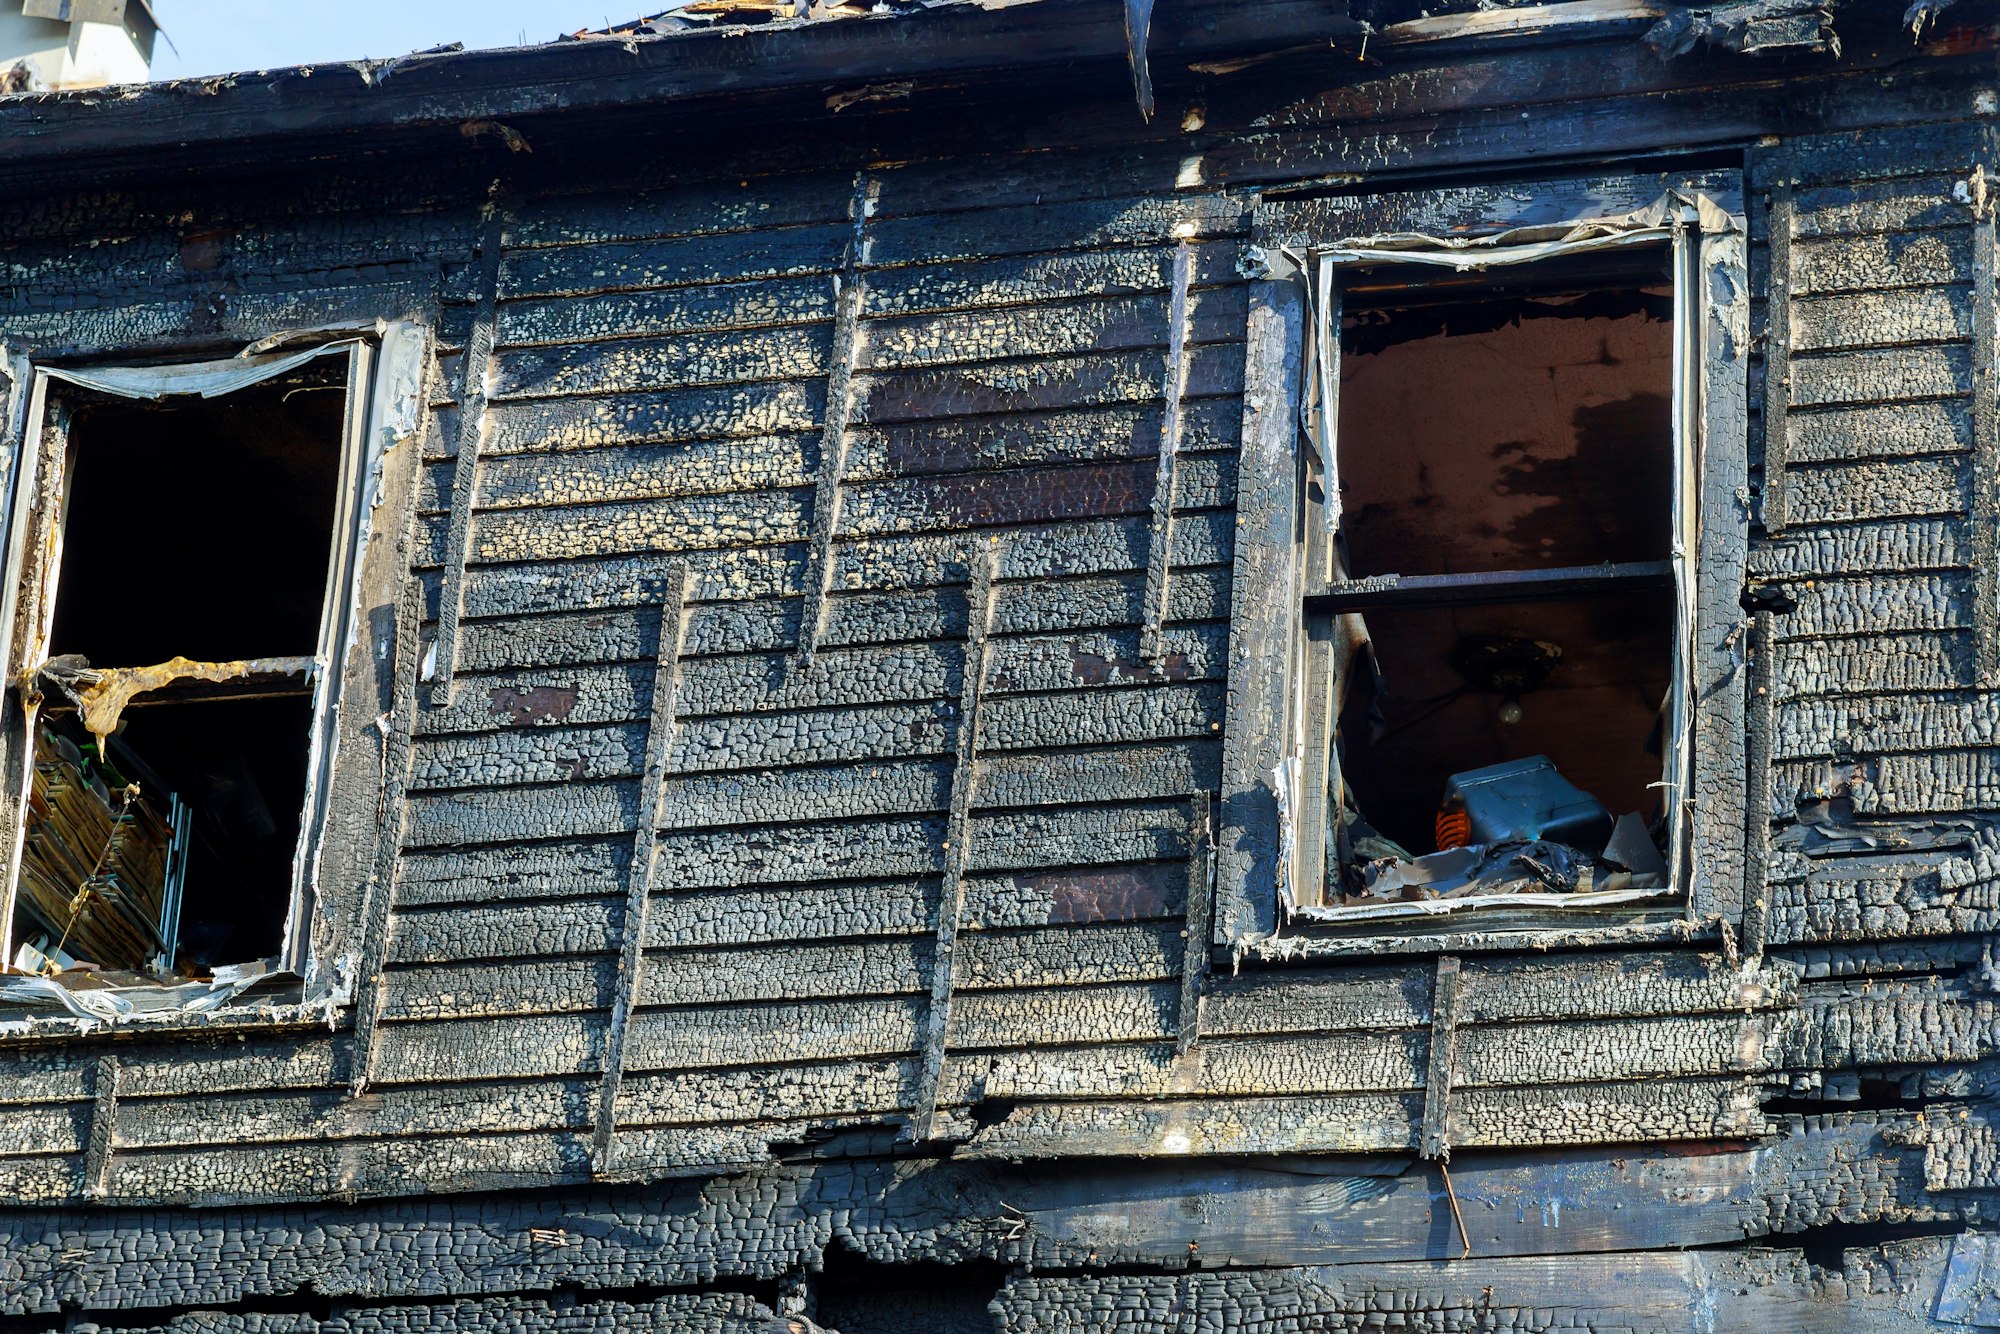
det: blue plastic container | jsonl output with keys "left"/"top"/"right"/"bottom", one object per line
{"left": 1440, "top": 755, "right": 1612, "bottom": 853}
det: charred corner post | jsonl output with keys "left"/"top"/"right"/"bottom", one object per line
{"left": 0, "top": 0, "right": 1996, "bottom": 1329}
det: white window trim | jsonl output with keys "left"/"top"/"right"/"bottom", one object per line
{"left": 1216, "top": 173, "right": 1752, "bottom": 954}
{"left": 0, "top": 322, "right": 427, "bottom": 1001}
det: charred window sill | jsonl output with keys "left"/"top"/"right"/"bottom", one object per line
{"left": 0, "top": 971, "right": 350, "bottom": 1043}
{"left": 1239, "top": 907, "right": 1723, "bottom": 964}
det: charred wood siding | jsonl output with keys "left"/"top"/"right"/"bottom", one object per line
{"left": 1751, "top": 127, "right": 2000, "bottom": 953}
{"left": 0, "top": 116, "right": 1992, "bottom": 1207}
{"left": 1, "top": 21, "right": 2000, "bottom": 1329}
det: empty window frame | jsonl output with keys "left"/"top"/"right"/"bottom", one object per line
{"left": 0, "top": 334, "right": 400, "bottom": 1002}
{"left": 1255, "top": 186, "right": 1749, "bottom": 934}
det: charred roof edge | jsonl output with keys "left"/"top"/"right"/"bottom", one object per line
{"left": 0, "top": 0, "right": 1362, "bottom": 184}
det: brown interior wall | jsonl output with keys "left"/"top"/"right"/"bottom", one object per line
{"left": 1336, "top": 304, "right": 1675, "bottom": 852}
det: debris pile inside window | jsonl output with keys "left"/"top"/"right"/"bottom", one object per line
{"left": 1311, "top": 242, "right": 1686, "bottom": 920}
{"left": 0, "top": 355, "right": 349, "bottom": 1019}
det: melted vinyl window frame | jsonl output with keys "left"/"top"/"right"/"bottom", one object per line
{"left": 0, "top": 331, "right": 399, "bottom": 984}
{"left": 1286, "top": 208, "right": 1705, "bottom": 926}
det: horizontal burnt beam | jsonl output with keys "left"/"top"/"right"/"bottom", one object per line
{"left": 1304, "top": 560, "right": 1674, "bottom": 614}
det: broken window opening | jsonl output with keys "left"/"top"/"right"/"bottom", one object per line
{"left": 1295, "top": 229, "right": 1697, "bottom": 926}
{"left": 0, "top": 339, "right": 378, "bottom": 1016}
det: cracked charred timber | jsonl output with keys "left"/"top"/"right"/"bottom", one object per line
{"left": 1, "top": 0, "right": 1999, "bottom": 1329}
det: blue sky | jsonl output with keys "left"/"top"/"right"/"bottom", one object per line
{"left": 149, "top": 2, "right": 673, "bottom": 80}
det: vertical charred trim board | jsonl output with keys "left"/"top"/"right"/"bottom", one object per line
{"left": 1971, "top": 153, "right": 2000, "bottom": 686}
{"left": 426, "top": 208, "right": 505, "bottom": 705}
{"left": 1689, "top": 206, "right": 1753, "bottom": 925}
{"left": 81, "top": 1053, "right": 118, "bottom": 1199}
{"left": 1215, "top": 276, "right": 1305, "bottom": 945}
{"left": 1176, "top": 789, "right": 1214, "bottom": 1056}
{"left": 348, "top": 577, "right": 426, "bottom": 1096}
{"left": 0, "top": 350, "right": 39, "bottom": 969}
{"left": 592, "top": 564, "right": 692, "bottom": 1173}
{"left": 1139, "top": 239, "right": 1195, "bottom": 665}
{"left": 796, "top": 173, "right": 874, "bottom": 664}
{"left": 1419, "top": 955, "right": 1462, "bottom": 1162}
{"left": 1760, "top": 183, "right": 1794, "bottom": 534}
{"left": 1294, "top": 257, "right": 1341, "bottom": 915}
{"left": 907, "top": 542, "right": 997, "bottom": 1143}
{"left": 1741, "top": 610, "right": 1777, "bottom": 961}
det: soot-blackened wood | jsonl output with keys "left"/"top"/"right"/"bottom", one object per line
{"left": 1139, "top": 239, "right": 1195, "bottom": 666}
{"left": 1971, "top": 147, "right": 2000, "bottom": 686}
{"left": 593, "top": 564, "right": 692, "bottom": 1174}
{"left": 796, "top": 173, "right": 874, "bottom": 664}
{"left": 1691, "top": 213, "right": 1754, "bottom": 929}
{"left": 349, "top": 578, "right": 427, "bottom": 1097}
{"left": 1216, "top": 278, "right": 1306, "bottom": 943}
{"left": 1304, "top": 561, "right": 1674, "bottom": 613}
{"left": 81, "top": 1053, "right": 116, "bottom": 1200}
{"left": 907, "top": 542, "right": 997, "bottom": 1144}
{"left": 1763, "top": 183, "right": 1796, "bottom": 533}
{"left": 1742, "top": 610, "right": 1777, "bottom": 962}
{"left": 1419, "top": 954, "right": 1462, "bottom": 1163}
{"left": 1176, "top": 789, "right": 1214, "bottom": 1057}
{"left": 429, "top": 207, "right": 506, "bottom": 706}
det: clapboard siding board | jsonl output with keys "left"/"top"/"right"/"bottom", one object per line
{"left": 414, "top": 623, "right": 1231, "bottom": 738}
{"left": 1750, "top": 517, "right": 1967, "bottom": 580}
{"left": 414, "top": 453, "right": 1235, "bottom": 564}
{"left": 417, "top": 398, "right": 1243, "bottom": 511}
{"left": 501, "top": 171, "right": 858, "bottom": 249}
{"left": 405, "top": 683, "right": 1221, "bottom": 791}
{"left": 436, "top": 509, "right": 1235, "bottom": 626}
{"left": 1785, "top": 398, "right": 1974, "bottom": 463}
{"left": 436, "top": 567, "right": 1239, "bottom": 679}
{"left": 861, "top": 241, "right": 1245, "bottom": 318}
{"left": 496, "top": 275, "right": 837, "bottom": 346}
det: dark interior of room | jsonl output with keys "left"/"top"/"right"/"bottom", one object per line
{"left": 13, "top": 364, "right": 346, "bottom": 974}
{"left": 1332, "top": 255, "right": 1677, "bottom": 865}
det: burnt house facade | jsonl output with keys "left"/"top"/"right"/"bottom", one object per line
{"left": 0, "top": 0, "right": 1997, "bottom": 1327}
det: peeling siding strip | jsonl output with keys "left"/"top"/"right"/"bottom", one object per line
{"left": 1762, "top": 183, "right": 1795, "bottom": 533}
{"left": 428, "top": 209, "right": 506, "bottom": 705}
{"left": 796, "top": 173, "right": 875, "bottom": 663}
{"left": 1175, "top": 789, "right": 1213, "bottom": 1057}
{"left": 1970, "top": 155, "right": 1999, "bottom": 685}
{"left": 1139, "top": 239, "right": 1195, "bottom": 665}
{"left": 82, "top": 1053, "right": 117, "bottom": 1199}
{"left": 348, "top": 578, "right": 427, "bottom": 1097}
{"left": 1419, "top": 954, "right": 1461, "bottom": 1161}
{"left": 593, "top": 564, "right": 692, "bottom": 1174}
{"left": 907, "top": 542, "right": 997, "bottom": 1143}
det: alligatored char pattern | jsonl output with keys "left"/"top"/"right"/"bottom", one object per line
{"left": 3, "top": 0, "right": 2000, "bottom": 1328}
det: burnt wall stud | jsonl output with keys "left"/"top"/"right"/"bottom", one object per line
{"left": 906, "top": 540, "right": 997, "bottom": 1143}
{"left": 1740, "top": 610, "right": 1776, "bottom": 963}
{"left": 348, "top": 576, "right": 427, "bottom": 1097}
{"left": 593, "top": 564, "right": 693, "bottom": 1174}
{"left": 1140, "top": 238, "right": 1196, "bottom": 665}
{"left": 797, "top": 172, "right": 876, "bottom": 664}
{"left": 1421, "top": 954, "right": 1469, "bottom": 1256}
{"left": 1970, "top": 152, "right": 2000, "bottom": 685}
{"left": 1419, "top": 954, "right": 1462, "bottom": 1163}
{"left": 428, "top": 205, "right": 506, "bottom": 705}
{"left": 1761, "top": 183, "right": 1795, "bottom": 534}
{"left": 80, "top": 1053, "right": 118, "bottom": 1199}
{"left": 1175, "top": 789, "right": 1214, "bottom": 1056}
